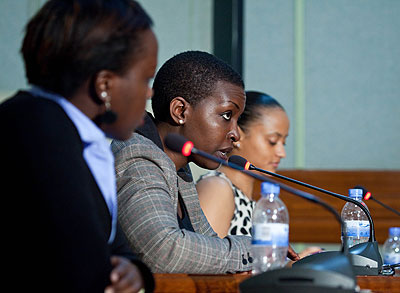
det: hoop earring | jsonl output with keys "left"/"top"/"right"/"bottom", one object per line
{"left": 100, "top": 91, "right": 117, "bottom": 124}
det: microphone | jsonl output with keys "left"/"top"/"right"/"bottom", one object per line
{"left": 165, "top": 133, "right": 356, "bottom": 292}
{"left": 229, "top": 156, "right": 376, "bottom": 241}
{"left": 355, "top": 185, "right": 400, "bottom": 217}
{"left": 165, "top": 134, "right": 346, "bottom": 214}
{"left": 229, "top": 155, "right": 383, "bottom": 276}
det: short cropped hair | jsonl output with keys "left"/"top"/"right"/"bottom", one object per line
{"left": 239, "top": 91, "right": 285, "bottom": 133}
{"left": 151, "top": 51, "right": 244, "bottom": 122}
{"left": 21, "top": 0, "right": 152, "bottom": 98}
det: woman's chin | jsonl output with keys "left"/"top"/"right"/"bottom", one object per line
{"left": 196, "top": 160, "right": 221, "bottom": 171}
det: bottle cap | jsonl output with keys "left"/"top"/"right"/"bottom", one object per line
{"left": 349, "top": 188, "right": 363, "bottom": 199}
{"left": 261, "top": 182, "right": 280, "bottom": 195}
{"left": 389, "top": 227, "right": 400, "bottom": 237}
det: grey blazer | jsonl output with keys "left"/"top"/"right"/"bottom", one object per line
{"left": 112, "top": 132, "right": 252, "bottom": 273}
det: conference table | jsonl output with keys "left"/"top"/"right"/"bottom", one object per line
{"left": 154, "top": 273, "right": 400, "bottom": 292}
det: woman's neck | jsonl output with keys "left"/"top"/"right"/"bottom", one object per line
{"left": 220, "top": 165, "right": 255, "bottom": 199}
{"left": 156, "top": 121, "right": 188, "bottom": 171}
{"left": 68, "top": 82, "right": 103, "bottom": 120}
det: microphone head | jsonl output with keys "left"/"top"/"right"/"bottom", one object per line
{"left": 354, "top": 185, "right": 372, "bottom": 200}
{"left": 164, "top": 133, "right": 194, "bottom": 156}
{"left": 363, "top": 191, "right": 372, "bottom": 200}
{"left": 228, "top": 155, "right": 251, "bottom": 170}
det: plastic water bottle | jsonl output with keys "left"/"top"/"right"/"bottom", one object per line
{"left": 341, "top": 188, "right": 370, "bottom": 249}
{"left": 251, "top": 182, "right": 289, "bottom": 274}
{"left": 382, "top": 227, "right": 400, "bottom": 269}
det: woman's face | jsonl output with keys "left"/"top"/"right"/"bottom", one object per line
{"left": 103, "top": 29, "right": 158, "bottom": 140}
{"left": 182, "top": 81, "right": 246, "bottom": 170}
{"left": 237, "top": 107, "right": 289, "bottom": 172}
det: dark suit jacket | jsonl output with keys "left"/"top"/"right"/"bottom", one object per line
{"left": 0, "top": 91, "right": 153, "bottom": 292}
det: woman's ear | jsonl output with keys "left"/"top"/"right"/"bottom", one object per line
{"left": 233, "top": 126, "right": 245, "bottom": 149}
{"left": 91, "top": 70, "right": 115, "bottom": 105}
{"left": 170, "top": 97, "right": 189, "bottom": 125}
{"left": 94, "top": 71, "right": 112, "bottom": 97}
{"left": 91, "top": 70, "right": 118, "bottom": 124}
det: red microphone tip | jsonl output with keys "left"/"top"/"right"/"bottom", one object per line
{"left": 182, "top": 141, "right": 194, "bottom": 156}
{"left": 364, "top": 192, "right": 372, "bottom": 200}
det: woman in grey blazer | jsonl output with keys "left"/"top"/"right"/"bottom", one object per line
{"left": 112, "top": 51, "right": 300, "bottom": 274}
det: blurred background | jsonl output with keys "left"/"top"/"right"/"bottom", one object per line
{"left": 2, "top": 0, "right": 399, "bottom": 171}
{"left": 1, "top": 0, "right": 399, "bottom": 250}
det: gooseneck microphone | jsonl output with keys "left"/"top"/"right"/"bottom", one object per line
{"left": 355, "top": 185, "right": 400, "bottom": 217}
{"left": 229, "top": 156, "right": 376, "bottom": 242}
{"left": 229, "top": 155, "right": 383, "bottom": 275}
{"left": 165, "top": 133, "right": 357, "bottom": 292}
{"left": 165, "top": 133, "right": 347, "bottom": 227}
{"left": 165, "top": 134, "right": 330, "bottom": 208}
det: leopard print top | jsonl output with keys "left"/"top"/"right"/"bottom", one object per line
{"left": 198, "top": 171, "right": 255, "bottom": 236}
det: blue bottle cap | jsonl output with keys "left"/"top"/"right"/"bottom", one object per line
{"left": 389, "top": 227, "right": 400, "bottom": 237}
{"left": 261, "top": 182, "right": 280, "bottom": 195}
{"left": 349, "top": 188, "right": 363, "bottom": 199}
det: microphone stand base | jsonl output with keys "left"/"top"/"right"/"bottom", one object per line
{"left": 293, "top": 251, "right": 355, "bottom": 277}
{"left": 239, "top": 267, "right": 356, "bottom": 293}
{"left": 349, "top": 241, "right": 383, "bottom": 276}
{"left": 293, "top": 241, "right": 383, "bottom": 276}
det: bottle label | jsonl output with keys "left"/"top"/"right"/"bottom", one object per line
{"left": 252, "top": 223, "right": 289, "bottom": 246}
{"left": 344, "top": 220, "right": 370, "bottom": 237}
{"left": 384, "top": 253, "right": 400, "bottom": 265}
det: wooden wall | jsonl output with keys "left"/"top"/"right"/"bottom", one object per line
{"left": 252, "top": 170, "right": 400, "bottom": 244}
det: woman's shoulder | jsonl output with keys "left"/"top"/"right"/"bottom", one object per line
{"left": 196, "top": 171, "right": 234, "bottom": 200}
{"left": 0, "top": 91, "right": 77, "bottom": 140}
{"left": 112, "top": 133, "right": 164, "bottom": 160}
{"left": 198, "top": 170, "right": 233, "bottom": 187}
{"left": 112, "top": 133, "right": 177, "bottom": 177}
{"left": 1, "top": 90, "right": 66, "bottom": 120}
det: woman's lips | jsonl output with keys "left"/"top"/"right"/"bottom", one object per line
{"left": 215, "top": 147, "right": 233, "bottom": 161}
{"left": 216, "top": 151, "right": 228, "bottom": 161}
{"left": 271, "top": 162, "right": 280, "bottom": 169}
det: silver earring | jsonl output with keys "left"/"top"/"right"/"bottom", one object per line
{"left": 100, "top": 91, "right": 117, "bottom": 124}
{"left": 100, "top": 91, "right": 108, "bottom": 99}
{"left": 235, "top": 143, "right": 241, "bottom": 149}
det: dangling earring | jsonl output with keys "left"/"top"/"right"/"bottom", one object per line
{"left": 100, "top": 91, "right": 117, "bottom": 124}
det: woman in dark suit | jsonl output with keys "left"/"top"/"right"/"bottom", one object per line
{"left": 0, "top": 0, "right": 157, "bottom": 292}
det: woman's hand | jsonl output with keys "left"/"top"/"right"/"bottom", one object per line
{"left": 287, "top": 244, "right": 300, "bottom": 261}
{"left": 286, "top": 245, "right": 324, "bottom": 267}
{"left": 298, "top": 246, "right": 323, "bottom": 258}
{"left": 105, "top": 256, "right": 144, "bottom": 293}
